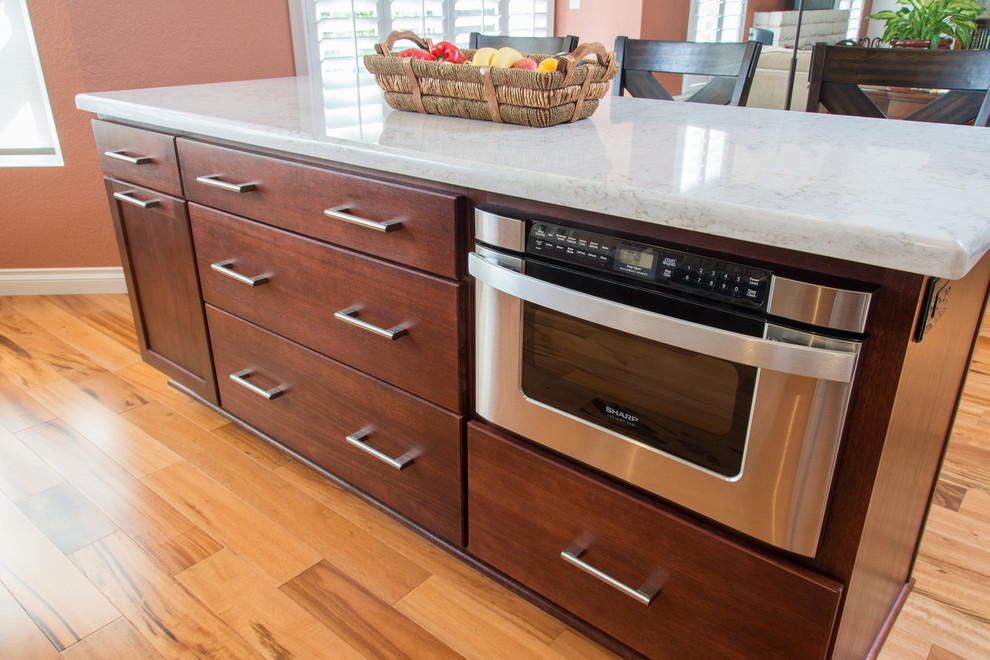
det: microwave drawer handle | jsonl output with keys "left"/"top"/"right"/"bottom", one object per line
{"left": 346, "top": 430, "right": 415, "bottom": 470}
{"left": 334, "top": 307, "right": 408, "bottom": 340}
{"left": 560, "top": 542, "right": 660, "bottom": 605}
{"left": 468, "top": 252, "right": 856, "bottom": 383}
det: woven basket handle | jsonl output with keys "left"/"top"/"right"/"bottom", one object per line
{"left": 557, "top": 42, "right": 615, "bottom": 87}
{"left": 374, "top": 30, "right": 435, "bottom": 57}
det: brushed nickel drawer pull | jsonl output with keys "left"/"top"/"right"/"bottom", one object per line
{"left": 229, "top": 368, "right": 285, "bottom": 400}
{"left": 210, "top": 260, "right": 270, "bottom": 287}
{"left": 346, "top": 430, "right": 415, "bottom": 470}
{"left": 113, "top": 191, "right": 160, "bottom": 209}
{"left": 560, "top": 542, "right": 661, "bottom": 605}
{"left": 334, "top": 307, "right": 408, "bottom": 340}
{"left": 196, "top": 174, "right": 257, "bottom": 193}
{"left": 105, "top": 150, "right": 152, "bottom": 165}
{"left": 324, "top": 206, "right": 403, "bottom": 233}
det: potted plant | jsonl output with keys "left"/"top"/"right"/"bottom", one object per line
{"left": 869, "top": 0, "right": 985, "bottom": 49}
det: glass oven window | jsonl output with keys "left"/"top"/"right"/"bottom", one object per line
{"left": 520, "top": 302, "right": 757, "bottom": 477}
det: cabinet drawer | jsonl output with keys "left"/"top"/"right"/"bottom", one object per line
{"left": 467, "top": 422, "right": 842, "bottom": 660}
{"left": 93, "top": 120, "right": 181, "bottom": 196}
{"left": 208, "top": 306, "right": 463, "bottom": 544}
{"left": 177, "top": 139, "right": 463, "bottom": 278}
{"left": 191, "top": 204, "right": 465, "bottom": 413}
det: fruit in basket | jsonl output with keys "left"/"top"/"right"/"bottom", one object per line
{"left": 491, "top": 46, "right": 524, "bottom": 68}
{"left": 512, "top": 58, "right": 538, "bottom": 70}
{"left": 398, "top": 48, "right": 437, "bottom": 60}
{"left": 536, "top": 57, "right": 558, "bottom": 72}
{"left": 472, "top": 47, "right": 498, "bottom": 66}
{"left": 431, "top": 41, "right": 467, "bottom": 64}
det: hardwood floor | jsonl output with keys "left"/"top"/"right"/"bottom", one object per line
{"left": 0, "top": 293, "right": 987, "bottom": 659}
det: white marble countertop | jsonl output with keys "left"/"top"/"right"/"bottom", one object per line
{"left": 77, "top": 76, "right": 990, "bottom": 279}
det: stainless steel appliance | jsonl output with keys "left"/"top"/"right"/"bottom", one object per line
{"left": 471, "top": 207, "right": 872, "bottom": 556}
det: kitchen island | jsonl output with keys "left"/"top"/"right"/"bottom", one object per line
{"left": 78, "top": 77, "right": 990, "bottom": 659}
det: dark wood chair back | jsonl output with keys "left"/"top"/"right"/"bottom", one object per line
{"left": 468, "top": 33, "right": 579, "bottom": 54}
{"left": 611, "top": 36, "right": 763, "bottom": 106}
{"left": 806, "top": 43, "right": 990, "bottom": 126}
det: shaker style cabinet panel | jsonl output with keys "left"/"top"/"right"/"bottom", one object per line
{"left": 467, "top": 421, "right": 842, "bottom": 660}
{"left": 103, "top": 178, "right": 218, "bottom": 403}
{"left": 177, "top": 138, "right": 464, "bottom": 279}
{"left": 190, "top": 203, "right": 466, "bottom": 413}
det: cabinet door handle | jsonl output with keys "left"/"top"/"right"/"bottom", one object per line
{"left": 334, "top": 307, "right": 408, "bottom": 340}
{"left": 229, "top": 368, "right": 286, "bottom": 400}
{"left": 104, "top": 150, "right": 152, "bottom": 164}
{"left": 210, "top": 260, "right": 270, "bottom": 287}
{"left": 113, "top": 191, "right": 160, "bottom": 209}
{"left": 195, "top": 174, "right": 257, "bottom": 193}
{"left": 324, "top": 206, "right": 403, "bottom": 233}
{"left": 346, "top": 430, "right": 415, "bottom": 470}
{"left": 560, "top": 542, "right": 661, "bottom": 605}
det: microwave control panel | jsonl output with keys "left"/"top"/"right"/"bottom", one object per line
{"left": 527, "top": 222, "right": 772, "bottom": 309}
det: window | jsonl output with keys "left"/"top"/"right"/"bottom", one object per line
{"left": 835, "top": 0, "right": 865, "bottom": 41}
{"left": 0, "top": 0, "right": 62, "bottom": 167}
{"left": 295, "top": 0, "right": 551, "bottom": 136}
{"left": 688, "top": 0, "right": 748, "bottom": 44}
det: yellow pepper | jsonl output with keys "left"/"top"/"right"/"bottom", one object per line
{"left": 536, "top": 57, "right": 558, "bottom": 72}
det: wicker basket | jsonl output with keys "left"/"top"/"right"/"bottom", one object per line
{"left": 364, "top": 31, "right": 619, "bottom": 128}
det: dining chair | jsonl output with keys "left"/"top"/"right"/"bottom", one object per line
{"left": 805, "top": 43, "right": 990, "bottom": 126}
{"left": 611, "top": 36, "right": 763, "bottom": 106}
{"left": 468, "top": 33, "right": 579, "bottom": 54}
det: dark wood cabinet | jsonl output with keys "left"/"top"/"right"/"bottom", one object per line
{"left": 468, "top": 421, "right": 842, "bottom": 659}
{"left": 100, "top": 161, "right": 217, "bottom": 404}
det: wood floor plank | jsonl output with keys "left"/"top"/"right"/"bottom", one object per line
{"left": 0, "top": 371, "right": 54, "bottom": 433}
{"left": 0, "top": 301, "right": 64, "bottom": 389}
{"left": 282, "top": 559, "right": 461, "bottom": 660}
{"left": 177, "top": 549, "right": 365, "bottom": 659}
{"left": 142, "top": 460, "right": 322, "bottom": 585}
{"left": 0, "top": 424, "right": 63, "bottom": 501}
{"left": 0, "top": 581, "right": 61, "bottom": 660}
{"left": 15, "top": 481, "right": 118, "bottom": 555}
{"left": 116, "top": 361, "right": 228, "bottom": 432}
{"left": 275, "top": 459, "right": 572, "bottom": 642}
{"left": 47, "top": 294, "right": 140, "bottom": 354}
{"left": 59, "top": 616, "right": 165, "bottom": 660}
{"left": 885, "top": 589, "right": 990, "bottom": 660}
{"left": 126, "top": 402, "right": 431, "bottom": 603}
{"left": 877, "top": 624, "right": 933, "bottom": 659}
{"left": 0, "top": 491, "right": 120, "bottom": 651}
{"left": 17, "top": 420, "right": 222, "bottom": 574}
{"left": 6, "top": 296, "right": 140, "bottom": 372}
{"left": 71, "top": 531, "right": 263, "bottom": 659}
{"left": 548, "top": 630, "right": 624, "bottom": 660}
{"left": 395, "top": 575, "right": 574, "bottom": 660}
{"left": 210, "top": 422, "right": 292, "bottom": 471}
{"left": 25, "top": 379, "right": 180, "bottom": 479}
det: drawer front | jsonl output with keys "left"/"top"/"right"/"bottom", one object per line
{"left": 93, "top": 120, "right": 182, "bottom": 196}
{"left": 467, "top": 422, "right": 841, "bottom": 660}
{"left": 177, "top": 138, "right": 463, "bottom": 278}
{"left": 191, "top": 204, "right": 465, "bottom": 413}
{"left": 209, "top": 307, "right": 463, "bottom": 543}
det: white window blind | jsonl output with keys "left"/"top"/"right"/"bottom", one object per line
{"left": 0, "top": 0, "right": 62, "bottom": 167}
{"left": 689, "top": 0, "right": 748, "bottom": 44}
{"left": 303, "top": 0, "right": 550, "bottom": 136}
{"left": 835, "top": 0, "right": 865, "bottom": 41}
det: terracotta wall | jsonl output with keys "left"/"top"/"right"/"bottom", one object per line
{"left": 0, "top": 0, "right": 295, "bottom": 270}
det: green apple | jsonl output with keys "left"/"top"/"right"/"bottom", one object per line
{"left": 472, "top": 47, "right": 498, "bottom": 66}
{"left": 490, "top": 47, "right": 523, "bottom": 68}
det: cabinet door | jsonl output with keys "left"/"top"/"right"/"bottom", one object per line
{"left": 105, "top": 178, "right": 218, "bottom": 403}
{"left": 468, "top": 421, "right": 842, "bottom": 660}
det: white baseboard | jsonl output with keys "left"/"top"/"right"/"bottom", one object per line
{"left": 0, "top": 267, "right": 127, "bottom": 295}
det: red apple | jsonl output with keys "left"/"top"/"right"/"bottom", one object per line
{"left": 512, "top": 58, "right": 538, "bottom": 70}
